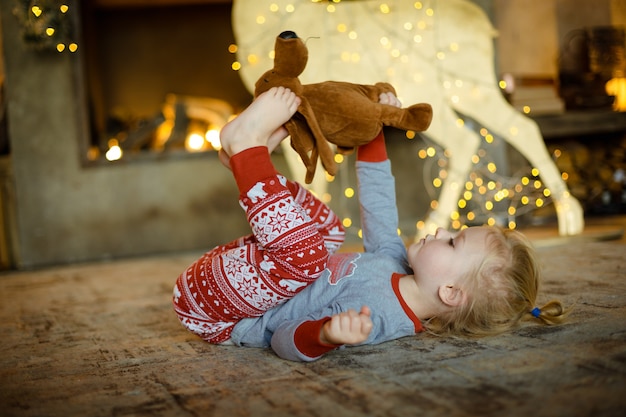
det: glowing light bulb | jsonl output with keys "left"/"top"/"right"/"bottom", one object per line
{"left": 186, "top": 133, "right": 205, "bottom": 152}
{"left": 206, "top": 129, "right": 221, "bottom": 150}
{"left": 106, "top": 139, "right": 122, "bottom": 161}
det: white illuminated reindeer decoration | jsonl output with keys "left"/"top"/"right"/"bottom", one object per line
{"left": 232, "top": 0, "right": 584, "bottom": 237}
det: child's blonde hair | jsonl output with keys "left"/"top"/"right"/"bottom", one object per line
{"left": 425, "top": 227, "right": 568, "bottom": 337}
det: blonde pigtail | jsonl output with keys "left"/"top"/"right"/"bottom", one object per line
{"left": 528, "top": 299, "right": 570, "bottom": 325}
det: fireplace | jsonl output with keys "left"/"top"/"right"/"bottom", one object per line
{"left": 80, "top": 0, "right": 251, "bottom": 163}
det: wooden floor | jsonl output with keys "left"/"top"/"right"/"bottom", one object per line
{"left": 0, "top": 217, "right": 625, "bottom": 417}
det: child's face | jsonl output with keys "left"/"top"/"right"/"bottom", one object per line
{"left": 407, "top": 227, "right": 490, "bottom": 290}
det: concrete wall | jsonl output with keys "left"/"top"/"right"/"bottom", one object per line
{"left": 495, "top": 0, "right": 624, "bottom": 77}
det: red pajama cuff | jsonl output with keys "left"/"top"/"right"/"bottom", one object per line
{"left": 294, "top": 318, "right": 341, "bottom": 359}
{"left": 230, "top": 146, "right": 279, "bottom": 195}
{"left": 356, "top": 131, "right": 388, "bottom": 162}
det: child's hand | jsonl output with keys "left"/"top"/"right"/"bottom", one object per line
{"left": 320, "top": 306, "right": 373, "bottom": 345}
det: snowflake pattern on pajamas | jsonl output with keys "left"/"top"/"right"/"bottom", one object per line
{"left": 173, "top": 174, "right": 344, "bottom": 344}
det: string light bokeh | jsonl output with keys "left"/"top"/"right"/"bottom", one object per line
{"left": 14, "top": 1, "right": 78, "bottom": 53}
{"left": 417, "top": 126, "right": 556, "bottom": 232}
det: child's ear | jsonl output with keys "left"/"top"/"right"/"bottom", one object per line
{"left": 438, "top": 284, "right": 467, "bottom": 307}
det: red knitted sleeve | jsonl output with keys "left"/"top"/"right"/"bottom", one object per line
{"left": 229, "top": 146, "right": 278, "bottom": 194}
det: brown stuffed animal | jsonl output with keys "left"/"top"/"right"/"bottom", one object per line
{"left": 255, "top": 30, "right": 433, "bottom": 183}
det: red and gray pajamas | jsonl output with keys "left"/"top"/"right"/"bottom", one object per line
{"left": 173, "top": 146, "right": 345, "bottom": 344}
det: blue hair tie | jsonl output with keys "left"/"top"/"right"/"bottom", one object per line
{"left": 531, "top": 307, "right": 541, "bottom": 318}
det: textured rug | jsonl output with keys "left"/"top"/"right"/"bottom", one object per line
{"left": 0, "top": 240, "right": 624, "bottom": 417}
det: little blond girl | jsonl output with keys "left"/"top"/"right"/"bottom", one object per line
{"left": 173, "top": 86, "right": 567, "bottom": 362}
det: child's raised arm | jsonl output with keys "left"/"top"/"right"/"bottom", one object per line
{"left": 355, "top": 131, "right": 407, "bottom": 260}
